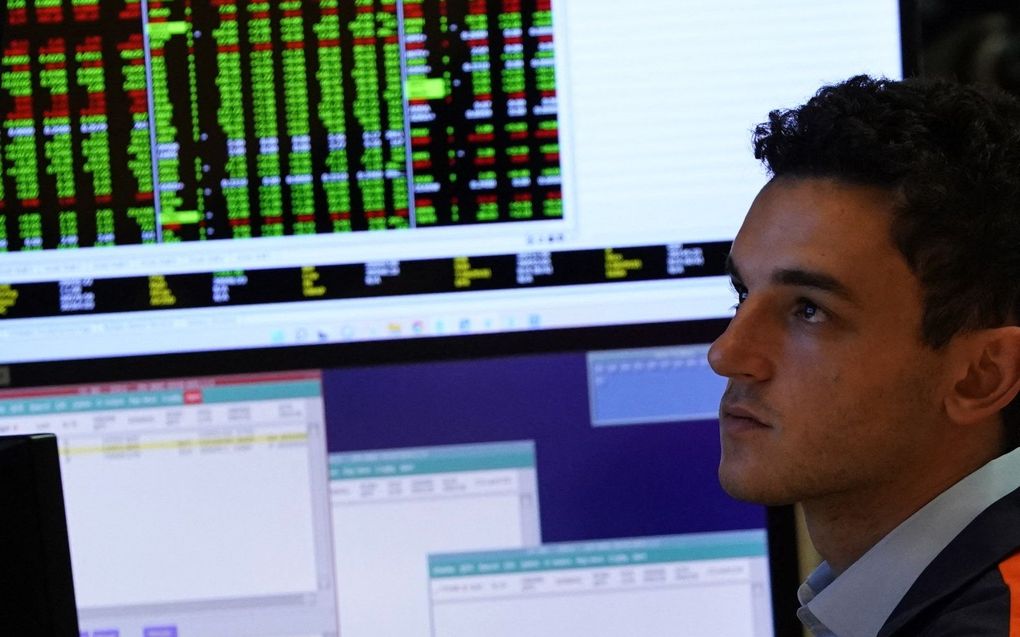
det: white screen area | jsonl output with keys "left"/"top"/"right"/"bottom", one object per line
{"left": 428, "top": 532, "right": 773, "bottom": 637}
{"left": 0, "top": 373, "right": 340, "bottom": 637}
{"left": 0, "top": 0, "right": 904, "bottom": 363}
{"left": 329, "top": 442, "right": 541, "bottom": 637}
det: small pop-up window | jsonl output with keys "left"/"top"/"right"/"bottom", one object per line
{"left": 587, "top": 344, "right": 727, "bottom": 427}
{"left": 427, "top": 530, "right": 774, "bottom": 637}
{"left": 329, "top": 440, "right": 541, "bottom": 637}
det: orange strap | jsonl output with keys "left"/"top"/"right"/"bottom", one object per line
{"left": 999, "top": 551, "right": 1020, "bottom": 637}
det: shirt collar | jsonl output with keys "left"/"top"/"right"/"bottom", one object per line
{"left": 797, "top": 563, "right": 837, "bottom": 637}
{"left": 798, "top": 446, "right": 1020, "bottom": 637}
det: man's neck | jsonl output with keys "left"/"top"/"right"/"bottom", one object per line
{"left": 803, "top": 447, "right": 1001, "bottom": 575}
{"left": 802, "top": 496, "right": 904, "bottom": 574}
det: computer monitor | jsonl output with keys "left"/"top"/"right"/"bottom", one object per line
{"left": 0, "top": 434, "right": 79, "bottom": 636}
{"left": 0, "top": 326, "right": 799, "bottom": 636}
{"left": 0, "top": 0, "right": 908, "bottom": 370}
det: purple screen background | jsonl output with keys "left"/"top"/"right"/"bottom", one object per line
{"left": 321, "top": 351, "right": 765, "bottom": 542}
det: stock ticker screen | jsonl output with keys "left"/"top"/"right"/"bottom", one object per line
{"left": 1, "top": 0, "right": 561, "bottom": 248}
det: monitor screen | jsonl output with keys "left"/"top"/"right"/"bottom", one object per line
{"left": 0, "top": 329, "right": 798, "bottom": 636}
{"left": 0, "top": 0, "right": 906, "bottom": 365}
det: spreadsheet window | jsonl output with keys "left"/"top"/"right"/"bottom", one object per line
{"left": 328, "top": 441, "right": 541, "bottom": 637}
{"left": 0, "top": 372, "right": 340, "bottom": 637}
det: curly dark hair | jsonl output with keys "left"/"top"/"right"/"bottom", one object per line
{"left": 752, "top": 74, "right": 1020, "bottom": 448}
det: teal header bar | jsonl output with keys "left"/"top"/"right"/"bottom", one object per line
{"left": 0, "top": 391, "right": 183, "bottom": 417}
{"left": 0, "top": 380, "right": 321, "bottom": 417}
{"left": 428, "top": 530, "right": 767, "bottom": 578}
{"left": 329, "top": 440, "right": 536, "bottom": 480}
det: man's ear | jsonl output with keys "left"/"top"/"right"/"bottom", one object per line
{"left": 945, "top": 326, "right": 1020, "bottom": 426}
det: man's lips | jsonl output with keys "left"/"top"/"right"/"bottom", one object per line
{"left": 719, "top": 404, "right": 772, "bottom": 431}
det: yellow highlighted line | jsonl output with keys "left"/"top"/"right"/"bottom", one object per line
{"left": 60, "top": 432, "right": 308, "bottom": 456}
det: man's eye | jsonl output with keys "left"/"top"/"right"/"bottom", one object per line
{"left": 730, "top": 284, "right": 748, "bottom": 309}
{"left": 795, "top": 299, "right": 827, "bottom": 323}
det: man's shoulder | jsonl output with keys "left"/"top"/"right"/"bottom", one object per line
{"left": 882, "top": 557, "right": 1015, "bottom": 636}
{"left": 878, "top": 485, "right": 1020, "bottom": 637}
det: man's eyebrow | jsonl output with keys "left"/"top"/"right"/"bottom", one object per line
{"left": 724, "top": 255, "right": 856, "bottom": 302}
{"left": 772, "top": 268, "right": 857, "bottom": 303}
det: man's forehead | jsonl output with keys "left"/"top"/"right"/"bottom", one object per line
{"left": 729, "top": 177, "right": 913, "bottom": 295}
{"left": 737, "top": 178, "right": 900, "bottom": 254}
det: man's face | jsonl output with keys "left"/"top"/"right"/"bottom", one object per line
{"left": 708, "top": 177, "right": 950, "bottom": 507}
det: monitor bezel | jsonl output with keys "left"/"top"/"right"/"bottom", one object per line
{"left": 0, "top": 433, "right": 80, "bottom": 636}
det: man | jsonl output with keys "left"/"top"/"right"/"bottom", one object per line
{"left": 708, "top": 74, "right": 1020, "bottom": 636}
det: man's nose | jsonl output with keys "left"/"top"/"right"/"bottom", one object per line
{"left": 707, "top": 300, "right": 774, "bottom": 382}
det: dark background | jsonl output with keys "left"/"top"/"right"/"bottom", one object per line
{"left": 920, "top": 0, "right": 1020, "bottom": 96}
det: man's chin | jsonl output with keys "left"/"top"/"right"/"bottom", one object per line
{"left": 718, "top": 464, "right": 794, "bottom": 506}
